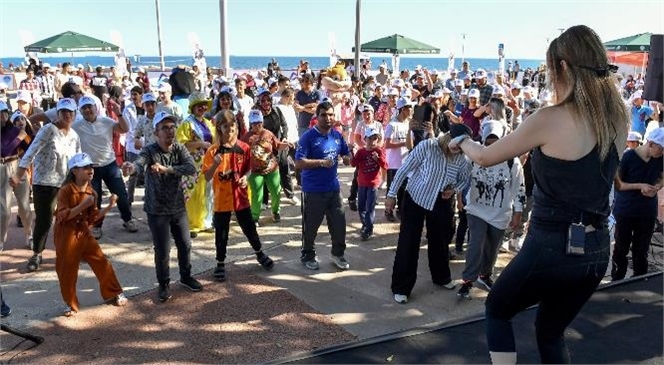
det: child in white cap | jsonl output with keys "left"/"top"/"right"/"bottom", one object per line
{"left": 54, "top": 153, "right": 127, "bottom": 316}
{"left": 351, "top": 128, "right": 387, "bottom": 240}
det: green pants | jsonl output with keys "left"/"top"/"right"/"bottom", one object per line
{"left": 248, "top": 170, "right": 281, "bottom": 221}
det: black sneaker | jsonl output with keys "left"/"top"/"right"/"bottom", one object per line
{"left": 477, "top": 275, "right": 494, "bottom": 291}
{"left": 213, "top": 263, "right": 226, "bottom": 281}
{"left": 16, "top": 216, "right": 23, "bottom": 228}
{"left": 190, "top": 231, "right": 198, "bottom": 239}
{"left": 348, "top": 199, "right": 358, "bottom": 211}
{"left": 158, "top": 283, "right": 172, "bottom": 302}
{"left": 385, "top": 211, "right": 396, "bottom": 222}
{"left": 655, "top": 221, "right": 663, "bottom": 233}
{"left": 179, "top": 276, "right": 203, "bottom": 292}
{"left": 457, "top": 280, "right": 473, "bottom": 299}
{"left": 257, "top": 252, "right": 275, "bottom": 270}
{"left": 27, "top": 254, "right": 42, "bottom": 272}
{"left": 272, "top": 213, "right": 281, "bottom": 223}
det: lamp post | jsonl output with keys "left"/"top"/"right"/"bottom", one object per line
{"left": 154, "top": 0, "right": 165, "bottom": 71}
{"left": 219, "top": 0, "right": 230, "bottom": 76}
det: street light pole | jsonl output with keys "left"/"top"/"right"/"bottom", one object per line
{"left": 155, "top": 0, "right": 165, "bottom": 71}
{"left": 219, "top": 0, "right": 230, "bottom": 76}
{"left": 354, "top": 0, "right": 361, "bottom": 79}
{"left": 461, "top": 33, "right": 467, "bottom": 64}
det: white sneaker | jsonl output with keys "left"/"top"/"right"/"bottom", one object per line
{"left": 287, "top": 196, "right": 300, "bottom": 205}
{"left": 115, "top": 293, "right": 128, "bottom": 306}
{"left": 394, "top": 294, "right": 408, "bottom": 304}
{"left": 26, "top": 236, "right": 33, "bottom": 250}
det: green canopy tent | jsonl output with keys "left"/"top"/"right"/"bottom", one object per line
{"left": 24, "top": 31, "right": 119, "bottom": 64}
{"left": 604, "top": 32, "right": 652, "bottom": 75}
{"left": 353, "top": 34, "right": 440, "bottom": 72}
{"left": 604, "top": 32, "right": 652, "bottom": 52}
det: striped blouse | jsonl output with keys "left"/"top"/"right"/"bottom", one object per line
{"left": 386, "top": 138, "right": 471, "bottom": 211}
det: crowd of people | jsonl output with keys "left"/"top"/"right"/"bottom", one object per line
{"left": 0, "top": 25, "right": 662, "bottom": 363}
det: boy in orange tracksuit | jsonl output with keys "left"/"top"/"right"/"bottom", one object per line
{"left": 54, "top": 153, "right": 127, "bottom": 316}
{"left": 202, "top": 110, "right": 275, "bottom": 281}
{"left": 351, "top": 128, "right": 387, "bottom": 241}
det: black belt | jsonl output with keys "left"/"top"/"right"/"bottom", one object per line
{"left": 0, "top": 155, "right": 19, "bottom": 164}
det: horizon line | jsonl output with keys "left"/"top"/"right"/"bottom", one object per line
{"left": 1, "top": 54, "right": 545, "bottom": 60}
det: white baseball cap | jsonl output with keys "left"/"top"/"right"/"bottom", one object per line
{"left": 481, "top": 120, "right": 507, "bottom": 142}
{"left": 15, "top": 90, "right": 32, "bottom": 103}
{"left": 77, "top": 64, "right": 84, "bottom": 69}
{"left": 454, "top": 79, "right": 464, "bottom": 86}
{"left": 0, "top": 101, "right": 8, "bottom": 112}
{"left": 68, "top": 152, "right": 94, "bottom": 170}
{"left": 42, "top": 63, "right": 51, "bottom": 68}
{"left": 152, "top": 111, "right": 177, "bottom": 129}
{"left": 429, "top": 90, "right": 445, "bottom": 99}
{"left": 78, "top": 95, "right": 96, "bottom": 108}
{"left": 137, "top": 67, "right": 146, "bottom": 73}
{"left": 475, "top": 69, "right": 488, "bottom": 78}
{"left": 627, "top": 131, "right": 643, "bottom": 142}
{"left": 396, "top": 97, "right": 416, "bottom": 110}
{"left": 358, "top": 103, "right": 374, "bottom": 113}
{"left": 142, "top": 93, "right": 157, "bottom": 104}
{"left": 157, "top": 83, "right": 172, "bottom": 92}
{"left": 10, "top": 110, "right": 26, "bottom": 123}
{"left": 646, "top": 127, "right": 664, "bottom": 146}
{"left": 57, "top": 98, "right": 77, "bottom": 111}
{"left": 364, "top": 127, "right": 380, "bottom": 139}
{"left": 468, "top": 89, "right": 480, "bottom": 99}
{"left": 442, "top": 87, "right": 452, "bottom": 94}
{"left": 392, "top": 79, "right": 405, "bottom": 87}
{"left": 387, "top": 88, "right": 399, "bottom": 96}
{"left": 248, "top": 109, "right": 264, "bottom": 124}
{"left": 461, "top": 89, "right": 469, "bottom": 96}
{"left": 492, "top": 87, "right": 505, "bottom": 96}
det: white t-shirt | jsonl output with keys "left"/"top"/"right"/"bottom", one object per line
{"left": 72, "top": 116, "right": 117, "bottom": 166}
{"left": 276, "top": 104, "right": 299, "bottom": 143}
{"left": 384, "top": 118, "right": 409, "bottom": 169}
{"left": 353, "top": 120, "right": 384, "bottom": 148}
{"left": 236, "top": 94, "right": 254, "bottom": 130}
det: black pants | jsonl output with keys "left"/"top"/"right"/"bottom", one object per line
{"left": 349, "top": 167, "right": 359, "bottom": 202}
{"left": 214, "top": 208, "right": 262, "bottom": 263}
{"left": 611, "top": 215, "right": 656, "bottom": 280}
{"left": 391, "top": 191, "right": 453, "bottom": 296}
{"left": 455, "top": 208, "right": 469, "bottom": 252}
{"left": 485, "top": 224, "right": 609, "bottom": 363}
{"left": 386, "top": 169, "right": 406, "bottom": 212}
{"left": 32, "top": 185, "right": 60, "bottom": 254}
{"left": 147, "top": 212, "right": 192, "bottom": 285}
{"left": 301, "top": 191, "right": 346, "bottom": 260}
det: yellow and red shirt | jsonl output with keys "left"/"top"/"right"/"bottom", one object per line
{"left": 202, "top": 141, "right": 251, "bottom": 213}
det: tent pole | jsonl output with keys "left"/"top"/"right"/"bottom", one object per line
{"left": 219, "top": 0, "right": 230, "bottom": 76}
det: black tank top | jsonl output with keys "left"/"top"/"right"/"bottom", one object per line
{"left": 530, "top": 143, "right": 619, "bottom": 229}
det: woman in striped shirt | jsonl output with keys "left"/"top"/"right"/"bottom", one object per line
{"left": 386, "top": 123, "right": 472, "bottom": 304}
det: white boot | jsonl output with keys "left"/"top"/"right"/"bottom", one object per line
{"left": 489, "top": 351, "right": 517, "bottom": 364}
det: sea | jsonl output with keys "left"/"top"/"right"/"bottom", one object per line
{"left": 0, "top": 55, "right": 544, "bottom": 73}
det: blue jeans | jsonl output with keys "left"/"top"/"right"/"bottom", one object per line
{"left": 92, "top": 161, "right": 132, "bottom": 227}
{"left": 485, "top": 223, "right": 609, "bottom": 363}
{"left": 147, "top": 212, "right": 192, "bottom": 285}
{"left": 357, "top": 186, "right": 377, "bottom": 234}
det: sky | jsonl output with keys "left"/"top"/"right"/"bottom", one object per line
{"left": 1, "top": 0, "right": 663, "bottom": 59}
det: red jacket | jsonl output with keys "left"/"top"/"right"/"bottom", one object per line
{"left": 351, "top": 147, "right": 387, "bottom": 188}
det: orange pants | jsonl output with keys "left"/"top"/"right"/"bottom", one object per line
{"left": 54, "top": 183, "right": 123, "bottom": 312}
{"left": 54, "top": 234, "right": 123, "bottom": 312}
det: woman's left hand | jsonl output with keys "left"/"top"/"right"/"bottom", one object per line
{"left": 448, "top": 139, "right": 462, "bottom": 154}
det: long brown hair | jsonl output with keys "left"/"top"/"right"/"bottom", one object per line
{"left": 546, "top": 25, "right": 629, "bottom": 159}
{"left": 213, "top": 110, "right": 237, "bottom": 146}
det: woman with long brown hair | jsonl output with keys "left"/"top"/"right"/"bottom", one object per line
{"left": 449, "top": 25, "right": 629, "bottom": 364}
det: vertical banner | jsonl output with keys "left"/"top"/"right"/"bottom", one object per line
{"left": 329, "top": 32, "right": 338, "bottom": 68}
{"left": 498, "top": 43, "right": 505, "bottom": 75}
{"left": 448, "top": 52, "right": 455, "bottom": 73}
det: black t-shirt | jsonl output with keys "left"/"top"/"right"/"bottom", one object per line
{"left": 613, "top": 149, "right": 663, "bottom": 217}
